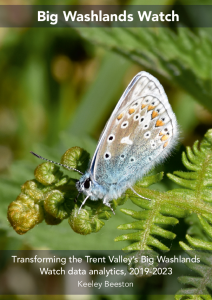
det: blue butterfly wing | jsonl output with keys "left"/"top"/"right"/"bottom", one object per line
{"left": 89, "top": 72, "right": 178, "bottom": 197}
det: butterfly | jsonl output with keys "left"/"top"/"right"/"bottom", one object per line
{"left": 31, "top": 71, "right": 178, "bottom": 214}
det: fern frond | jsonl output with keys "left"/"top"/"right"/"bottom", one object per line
{"left": 168, "top": 130, "right": 212, "bottom": 298}
{"left": 167, "top": 132, "right": 212, "bottom": 206}
{"left": 116, "top": 129, "right": 212, "bottom": 256}
{"left": 176, "top": 213, "right": 212, "bottom": 297}
{"left": 176, "top": 240, "right": 212, "bottom": 297}
{"left": 115, "top": 173, "right": 186, "bottom": 251}
{"left": 115, "top": 189, "right": 178, "bottom": 251}
{"left": 185, "top": 214, "right": 210, "bottom": 242}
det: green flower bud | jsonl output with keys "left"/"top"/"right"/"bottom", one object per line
{"left": 34, "top": 162, "right": 63, "bottom": 186}
{"left": 21, "top": 180, "right": 43, "bottom": 203}
{"left": 69, "top": 208, "right": 105, "bottom": 235}
{"left": 44, "top": 190, "right": 68, "bottom": 220}
{"left": 7, "top": 194, "right": 44, "bottom": 235}
{"left": 61, "top": 147, "right": 90, "bottom": 173}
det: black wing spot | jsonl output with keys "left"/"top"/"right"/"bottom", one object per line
{"left": 108, "top": 134, "right": 115, "bottom": 142}
{"left": 121, "top": 121, "right": 129, "bottom": 128}
{"left": 104, "top": 152, "right": 111, "bottom": 160}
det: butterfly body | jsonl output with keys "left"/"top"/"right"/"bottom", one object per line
{"left": 76, "top": 71, "right": 179, "bottom": 209}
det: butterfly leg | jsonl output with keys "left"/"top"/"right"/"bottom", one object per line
{"left": 130, "top": 187, "right": 151, "bottom": 201}
{"left": 103, "top": 198, "right": 115, "bottom": 215}
{"left": 78, "top": 195, "right": 90, "bottom": 214}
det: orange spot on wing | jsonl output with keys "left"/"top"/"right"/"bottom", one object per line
{"left": 159, "top": 131, "right": 163, "bottom": 136}
{"left": 129, "top": 108, "right": 135, "bottom": 115}
{"left": 152, "top": 111, "right": 158, "bottom": 119}
{"left": 161, "top": 135, "right": 169, "bottom": 141}
{"left": 156, "top": 120, "right": 164, "bottom": 127}
{"left": 147, "top": 105, "right": 155, "bottom": 111}
{"left": 117, "top": 113, "right": 123, "bottom": 120}
{"left": 141, "top": 104, "right": 147, "bottom": 109}
{"left": 163, "top": 141, "right": 168, "bottom": 148}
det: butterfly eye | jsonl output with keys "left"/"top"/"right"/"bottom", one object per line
{"left": 84, "top": 178, "right": 91, "bottom": 189}
{"left": 104, "top": 152, "right": 111, "bottom": 160}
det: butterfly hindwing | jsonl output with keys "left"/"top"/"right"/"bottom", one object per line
{"left": 90, "top": 72, "right": 178, "bottom": 191}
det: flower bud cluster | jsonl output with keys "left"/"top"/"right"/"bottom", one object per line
{"left": 7, "top": 147, "right": 126, "bottom": 235}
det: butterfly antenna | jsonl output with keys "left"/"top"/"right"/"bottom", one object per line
{"left": 30, "top": 151, "right": 83, "bottom": 175}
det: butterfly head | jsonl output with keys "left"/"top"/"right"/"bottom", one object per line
{"left": 76, "top": 172, "right": 107, "bottom": 201}
{"left": 76, "top": 173, "right": 92, "bottom": 195}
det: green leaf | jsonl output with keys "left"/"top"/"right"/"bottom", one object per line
{"left": 75, "top": 27, "right": 212, "bottom": 112}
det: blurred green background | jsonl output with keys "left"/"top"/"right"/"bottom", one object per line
{"left": 0, "top": 0, "right": 212, "bottom": 299}
{"left": 1, "top": 0, "right": 212, "bottom": 253}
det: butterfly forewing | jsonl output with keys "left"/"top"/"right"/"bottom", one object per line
{"left": 91, "top": 72, "right": 178, "bottom": 188}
